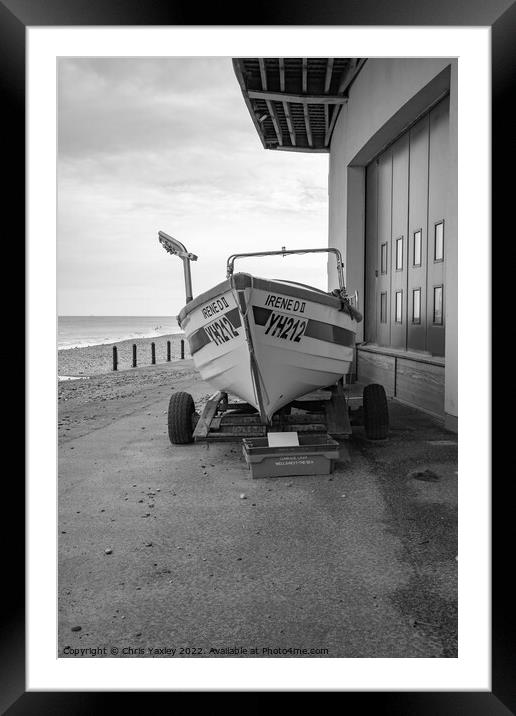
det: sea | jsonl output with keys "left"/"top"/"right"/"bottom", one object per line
{"left": 58, "top": 316, "right": 182, "bottom": 350}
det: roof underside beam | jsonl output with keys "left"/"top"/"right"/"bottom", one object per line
{"left": 301, "top": 59, "right": 312, "bottom": 147}
{"left": 324, "top": 58, "right": 334, "bottom": 132}
{"left": 279, "top": 57, "right": 285, "bottom": 92}
{"left": 338, "top": 58, "right": 367, "bottom": 94}
{"left": 279, "top": 58, "right": 296, "bottom": 146}
{"left": 303, "top": 104, "right": 313, "bottom": 148}
{"left": 323, "top": 58, "right": 366, "bottom": 145}
{"left": 233, "top": 57, "right": 366, "bottom": 152}
{"left": 231, "top": 58, "right": 267, "bottom": 149}
{"left": 266, "top": 100, "right": 283, "bottom": 147}
{"left": 258, "top": 58, "right": 283, "bottom": 147}
{"left": 324, "top": 105, "right": 341, "bottom": 146}
{"left": 247, "top": 90, "right": 347, "bottom": 105}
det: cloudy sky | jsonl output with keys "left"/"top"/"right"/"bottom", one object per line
{"left": 58, "top": 58, "right": 329, "bottom": 316}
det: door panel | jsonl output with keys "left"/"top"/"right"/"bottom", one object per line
{"left": 426, "top": 97, "right": 449, "bottom": 357}
{"left": 407, "top": 114, "right": 429, "bottom": 351}
{"left": 390, "top": 134, "right": 409, "bottom": 350}
{"left": 364, "top": 161, "right": 378, "bottom": 342}
{"left": 376, "top": 151, "right": 392, "bottom": 347}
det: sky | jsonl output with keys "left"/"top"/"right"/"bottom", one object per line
{"left": 57, "top": 58, "right": 329, "bottom": 316}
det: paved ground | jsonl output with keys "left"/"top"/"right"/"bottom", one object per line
{"left": 58, "top": 361, "right": 457, "bottom": 658}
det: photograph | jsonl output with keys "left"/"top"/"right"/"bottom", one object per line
{"left": 9, "top": 3, "right": 507, "bottom": 703}
{"left": 57, "top": 55, "right": 459, "bottom": 660}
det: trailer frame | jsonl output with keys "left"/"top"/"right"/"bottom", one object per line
{"left": 192, "top": 379, "right": 358, "bottom": 443}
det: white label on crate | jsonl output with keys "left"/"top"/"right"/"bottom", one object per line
{"left": 267, "top": 432, "right": 299, "bottom": 448}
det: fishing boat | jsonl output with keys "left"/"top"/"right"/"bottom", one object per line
{"left": 159, "top": 231, "right": 365, "bottom": 430}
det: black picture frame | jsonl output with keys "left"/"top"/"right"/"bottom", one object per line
{"left": 6, "top": 0, "right": 510, "bottom": 710}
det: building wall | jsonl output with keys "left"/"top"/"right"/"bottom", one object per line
{"left": 328, "top": 58, "right": 458, "bottom": 429}
{"left": 444, "top": 63, "right": 458, "bottom": 431}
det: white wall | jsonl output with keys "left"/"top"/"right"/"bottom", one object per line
{"left": 328, "top": 58, "right": 458, "bottom": 425}
{"left": 444, "top": 61, "right": 458, "bottom": 429}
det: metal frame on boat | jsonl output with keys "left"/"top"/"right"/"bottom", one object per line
{"left": 226, "top": 246, "right": 346, "bottom": 290}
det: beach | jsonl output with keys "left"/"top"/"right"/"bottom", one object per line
{"left": 58, "top": 359, "right": 458, "bottom": 658}
{"left": 58, "top": 332, "right": 189, "bottom": 379}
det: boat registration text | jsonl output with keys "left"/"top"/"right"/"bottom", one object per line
{"left": 264, "top": 311, "right": 307, "bottom": 342}
{"left": 205, "top": 314, "right": 240, "bottom": 346}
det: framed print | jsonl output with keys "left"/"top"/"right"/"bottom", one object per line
{"left": 5, "top": 0, "right": 512, "bottom": 709}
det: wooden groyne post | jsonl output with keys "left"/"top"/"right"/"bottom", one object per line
{"left": 167, "top": 340, "right": 171, "bottom": 362}
{"left": 181, "top": 339, "right": 185, "bottom": 360}
{"left": 151, "top": 342, "right": 156, "bottom": 365}
{"left": 112, "top": 346, "right": 118, "bottom": 371}
{"left": 132, "top": 344, "right": 137, "bottom": 368}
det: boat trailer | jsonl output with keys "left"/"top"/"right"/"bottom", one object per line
{"left": 167, "top": 379, "right": 389, "bottom": 447}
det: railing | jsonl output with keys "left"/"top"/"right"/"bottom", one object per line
{"left": 226, "top": 246, "right": 346, "bottom": 292}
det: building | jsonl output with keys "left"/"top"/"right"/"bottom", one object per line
{"left": 233, "top": 58, "right": 457, "bottom": 432}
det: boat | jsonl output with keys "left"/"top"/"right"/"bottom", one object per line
{"left": 159, "top": 231, "right": 362, "bottom": 425}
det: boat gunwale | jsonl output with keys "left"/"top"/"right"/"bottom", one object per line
{"left": 178, "top": 273, "right": 343, "bottom": 326}
{"left": 177, "top": 279, "right": 232, "bottom": 326}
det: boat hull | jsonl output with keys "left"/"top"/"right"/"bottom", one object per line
{"left": 178, "top": 273, "right": 357, "bottom": 422}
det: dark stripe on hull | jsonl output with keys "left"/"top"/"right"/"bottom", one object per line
{"left": 252, "top": 306, "right": 355, "bottom": 348}
{"left": 188, "top": 327, "right": 211, "bottom": 355}
{"left": 188, "top": 307, "right": 242, "bottom": 355}
{"left": 252, "top": 306, "right": 271, "bottom": 326}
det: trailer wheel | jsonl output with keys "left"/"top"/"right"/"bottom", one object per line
{"left": 168, "top": 391, "right": 195, "bottom": 444}
{"left": 363, "top": 383, "right": 389, "bottom": 440}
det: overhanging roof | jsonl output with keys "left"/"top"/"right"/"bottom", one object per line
{"left": 233, "top": 58, "right": 366, "bottom": 153}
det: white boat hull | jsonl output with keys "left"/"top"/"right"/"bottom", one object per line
{"left": 178, "top": 273, "right": 357, "bottom": 423}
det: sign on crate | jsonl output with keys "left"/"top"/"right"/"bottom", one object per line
{"left": 267, "top": 432, "right": 300, "bottom": 448}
